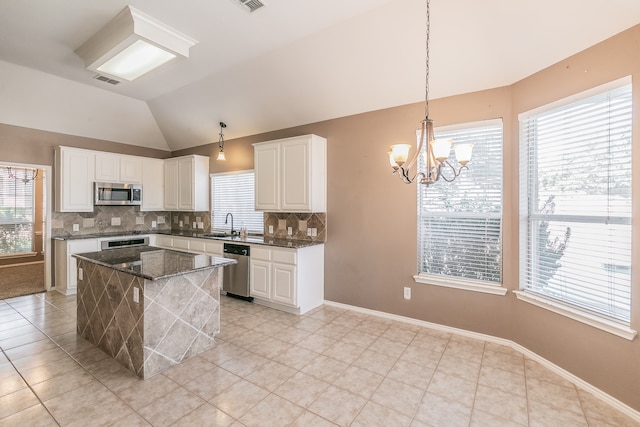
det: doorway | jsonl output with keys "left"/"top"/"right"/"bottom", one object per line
{"left": 0, "top": 162, "right": 52, "bottom": 299}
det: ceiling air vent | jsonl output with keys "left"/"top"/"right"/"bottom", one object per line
{"left": 230, "top": 0, "right": 267, "bottom": 13}
{"left": 93, "top": 74, "right": 120, "bottom": 85}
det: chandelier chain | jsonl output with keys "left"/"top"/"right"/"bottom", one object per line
{"left": 425, "top": 0, "right": 430, "bottom": 119}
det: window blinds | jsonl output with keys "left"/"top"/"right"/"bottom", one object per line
{"left": 418, "top": 120, "right": 503, "bottom": 285}
{"left": 520, "top": 83, "right": 632, "bottom": 323}
{"left": 210, "top": 171, "right": 264, "bottom": 233}
{"left": 0, "top": 166, "right": 35, "bottom": 255}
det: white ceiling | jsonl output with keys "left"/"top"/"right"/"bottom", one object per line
{"left": 1, "top": 0, "right": 640, "bottom": 151}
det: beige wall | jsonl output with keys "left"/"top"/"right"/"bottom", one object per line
{"left": 1, "top": 23, "right": 639, "bottom": 411}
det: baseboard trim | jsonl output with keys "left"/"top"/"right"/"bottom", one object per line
{"left": 323, "top": 299, "right": 640, "bottom": 422}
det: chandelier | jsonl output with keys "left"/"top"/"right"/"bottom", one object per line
{"left": 6, "top": 167, "right": 38, "bottom": 184}
{"left": 216, "top": 122, "right": 227, "bottom": 161}
{"left": 388, "top": 0, "right": 473, "bottom": 185}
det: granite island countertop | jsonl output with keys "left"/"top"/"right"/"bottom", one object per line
{"left": 56, "top": 230, "right": 324, "bottom": 249}
{"left": 72, "top": 246, "right": 236, "bottom": 280}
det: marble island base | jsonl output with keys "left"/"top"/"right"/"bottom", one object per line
{"left": 76, "top": 258, "right": 225, "bottom": 379}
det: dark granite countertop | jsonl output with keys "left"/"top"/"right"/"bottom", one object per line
{"left": 72, "top": 246, "right": 237, "bottom": 280}
{"left": 55, "top": 230, "right": 324, "bottom": 248}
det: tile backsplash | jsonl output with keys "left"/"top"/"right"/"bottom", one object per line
{"left": 264, "top": 212, "right": 326, "bottom": 242}
{"left": 169, "top": 212, "right": 211, "bottom": 233}
{"left": 51, "top": 206, "right": 171, "bottom": 237}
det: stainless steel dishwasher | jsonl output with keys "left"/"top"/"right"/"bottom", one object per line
{"left": 222, "top": 243, "right": 253, "bottom": 301}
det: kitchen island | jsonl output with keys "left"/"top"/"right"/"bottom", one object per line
{"left": 73, "top": 246, "right": 236, "bottom": 379}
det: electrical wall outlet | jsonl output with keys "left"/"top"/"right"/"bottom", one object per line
{"left": 307, "top": 228, "right": 313, "bottom": 236}
{"left": 287, "top": 227, "right": 293, "bottom": 235}
{"left": 192, "top": 222, "right": 196, "bottom": 228}
{"left": 152, "top": 221, "right": 157, "bottom": 228}
{"left": 311, "top": 228, "right": 317, "bottom": 237}
{"left": 78, "top": 268, "right": 83, "bottom": 281}
{"left": 72, "top": 224, "right": 79, "bottom": 232}
{"left": 404, "top": 287, "right": 411, "bottom": 300}
{"left": 133, "top": 287, "right": 140, "bottom": 303}
{"left": 268, "top": 225, "right": 274, "bottom": 234}
{"left": 197, "top": 222, "right": 204, "bottom": 229}
{"left": 179, "top": 220, "right": 184, "bottom": 227}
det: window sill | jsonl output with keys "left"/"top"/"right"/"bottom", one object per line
{"left": 0, "top": 252, "right": 37, "bottom": 259}
{"left": 513, "top": 290, "right": 637, "bottom": 341}
{"left": 413, "top": 274, "right": 507, "bottom": 296}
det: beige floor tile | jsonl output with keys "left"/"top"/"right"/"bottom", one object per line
{"left": 0, "top": 401, "right": 57, "bottom": 427}
{"left": 478, "top": 364, "right": 526, "bottom": 397}
{"left": 290, "top": 410, "right": 340, "bottom": 426}
{"left": 436, "top": 354, "right": 482, "bottom": 382}
{"left": 527, "top": 399, "right": 588, "bottom": 427}
{"left": 245, "top": 359, "right": 297, "bottom": 391}
{"left": 198, "top": 341, "right": 246, "bottom": 366}
{"left": 183, "top": 365, "right": 242, "bottom": 401}
{"left": 301, "top": 354, "right": 349, "bottom": 383}
{"left": 340, "top": 329, "right": 378, "bottom": 349}
{"left": 443, "top": 339, "right": 485, "bottom": 362}
{"left": 0, "top": 388, "right": 40, "bottom": 419}
{"left": 173, "top": 402, "right": 235, "bottom": 426}
{"left": 67, "top": 345, "right": 110, "bottom": 367}
{"left": 239, "top": 393, "right": 304, "bottom": 427}
{"left": 470, "top": 408, "right": 527, "bottom": 427}
{"left": 352, "top": 401, "right": 412, "bottom": 427}
{"left": 526, "top": 377, "right": 583, "bottom": 415}
{"left": 274, "top": 371, "right": 331, "bottom": 408}
{"left": 44, "top": 381, "right": 133, "bottom": 426}
{"left": 0, "top": 330, "right": 49, "bottom": 350}
{"left": 387, "top": 359, "right": 434, "bottom": 390}
{"left": 297, "top": 333, "right": 338, "bottom": 353}
{"left": 83, "top": 357, "right": 140, "bottom": 393}
{"left": 137, "top": 387, "right": 205, "bottom": 427}
{"left": 352, "top": 349, "right": 397, "bottom": 376}
{"left": 116, "top": 373, "right": 181, "bottom": 410}
{"left": 271, "top": 344, "right": 319, "bottom": 370}
{"left": 473, "top": 384, "right": 528, "bottom": 425}
{"left": 524, "top": 358, "right": 574, "bottom": 388}
{"left": 368, "top": 336, "right": 409, "bottom": 359}
{"left": 20, "top": 355, "right": 81, "bottom": 386}
{"left": 322, "top": 340, "right": 365, "bottom": 364}
{"left": 218, "top": 350, "right": 270, "bottom": 378}
{"left": 371, "top": 377, "right": 425, "bottom": 416}
{"left": 3, "top": 339, "right": 59, "bottom": 361}
{"left": 399, "top": 346, "right": 442, "bottom": 370}
{"left": 308, "top": 385, "right": 367, "bottom": 426}
{"left": 162, "top": 355, "right": 217, "bottom": 385}
{"left": 292, "top": 316, "right": 326, "bottom": 333}
{"left": 481, "top": 348, "right": 525, "bottom": 375}
{"left": 427, "top": 371, "right": 477, "bottom": 407}
{"left": 353, "top": 319, "right": 391, "bottom": 336}
{"left": 31, "top": 367, "right": 97, "bottom": 401}
{"left": 11, "top": 346, "right": 69, "bottom": 371}
{"left": 244, "top": 336, "right": 292, "bottom": 358}
{"left": 314, "top": 322, "right": 352, "bottom": 340}
{"left": 410, "top": 333, "right": 449, "bottom": 353}
{"left": 577, "top": 389, "right": 640, "bottom": 427}
{"left": 414, "top": 392, "right": 473, "bottom": 427}
{"left": 274, "top": 325, "right": 312, "bottom": 344}
{"left": 332, "top": 365, "right": 384, "bottom": 399}
{"left": 109, "top": 412, "right": 153, "bottom": 426}
{"left": 381, "top": 326, "right": 418, "bottom": 345}
{"left": 0, "top": 371, "right": 28, "bottom": 397}
{"left": 209, "top": 378, "right": 270, "bottom": 419}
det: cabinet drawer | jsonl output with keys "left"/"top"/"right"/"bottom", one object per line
{"left": 189, "top": 239, "right": 206, "bottom": 253}
{"left": 272, "top": 249, "right": 296, "bottom": 265}
{"left": 173, "top": 238, "right": 190, "bottom": 250}
{"left": 251, "top": 247, "right": 271, "bottom": 261}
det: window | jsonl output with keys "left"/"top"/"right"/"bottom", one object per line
{"left": 519, "top": 80, "right": 632, "bottom": 325}
{"left": 0, "top": 166, "right": 36, "bottom": 255}
{"left": 210, "top": 171, "right": 263, "bottom": 233}
{"left": 416, "top": 120, "right": 503, "bottom": 293}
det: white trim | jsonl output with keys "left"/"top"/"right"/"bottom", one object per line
{"left": 413, "top": 274, "right": 508, "bottom": 296}
{"left": 518, "top": 76, "right": 631, "bottom": 120}
{"left": 513, "top": 291, "right": 637, "bottom": 341}
{"left": 0, "top": 252, "right": 38, "bottom": 259}
{"left": 323, "top": 299, "right": 640, "bottom": 423}
{"left": 210, "top": 169, "right": 255, "bottom": 178}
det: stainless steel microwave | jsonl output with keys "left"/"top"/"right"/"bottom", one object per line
{"left": 94, "top": 182, "right": 142, "bottom": 206}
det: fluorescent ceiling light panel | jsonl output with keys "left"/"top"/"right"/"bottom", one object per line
{"left": 75, "top": 6, "right": 197, "bottom": 81}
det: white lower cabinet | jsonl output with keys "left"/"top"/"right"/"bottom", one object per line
{"left": 249, "top": 244, "right": 324, "bottom": 314}
{"left": 54, "top": 238, "right": 99, "bottom": 295}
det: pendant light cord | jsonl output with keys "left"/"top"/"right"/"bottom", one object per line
{"left": 425, "top": 0, "right": 430, "bottom": 120}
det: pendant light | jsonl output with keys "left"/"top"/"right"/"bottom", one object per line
{"left": 217, "top": 122, "right": 227, "bottom": 161}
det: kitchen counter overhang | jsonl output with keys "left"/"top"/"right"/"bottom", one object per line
{"left": 73, "top": 246, "right": 236, "bottom": 379}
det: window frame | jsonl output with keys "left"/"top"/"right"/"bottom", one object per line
{"left": 0, "top": 166, "right": 37, "bottom": 257}
{"left": 517, "top": 76, "right": 636, "bottom": 340}
{"left": 210, "top": 170, "right": 264, "bottom": 235}
{"left": 414, "top": 119, "right": 507, "bottom": 296}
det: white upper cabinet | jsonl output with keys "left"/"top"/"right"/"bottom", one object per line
{"left": 55, "top": 146, "right": 95, "bottom": 212}
{"left": 141, "top": 157, "right": 164, "bottom": 211}
{"left": 164, "top": 155, "right": 209, "bottom": 211}
{"left": 95, "top": 153, "right": 142, "bottom": 183}
{"left": 253, "top": 134, "right": 327, "bottom": 212}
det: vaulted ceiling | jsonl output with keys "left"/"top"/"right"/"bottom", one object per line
{"left": 1, "top": 0, "right": 640, "bottom": 151}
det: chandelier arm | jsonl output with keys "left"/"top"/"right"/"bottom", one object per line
{"left": 437, "top": 161, "right": 468, "bottom": 183}
{"left": 403, "top": 119, "right": 427, "bottom": 171}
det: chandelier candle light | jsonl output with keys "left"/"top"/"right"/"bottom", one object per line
{"left": 388, "top": 0, "right": 473, "bottom": 185}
